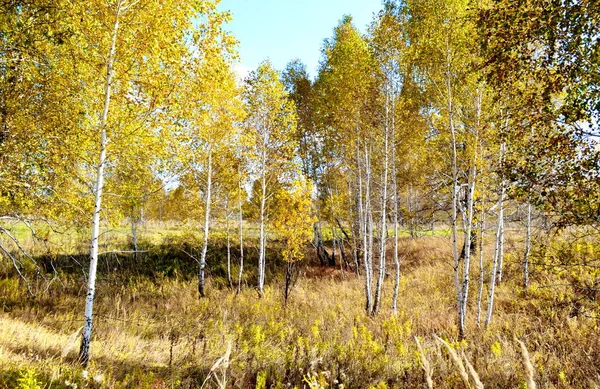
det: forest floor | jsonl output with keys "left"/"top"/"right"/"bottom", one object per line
{"left": 0, "top": 224, "right": 599, "bottom": 388}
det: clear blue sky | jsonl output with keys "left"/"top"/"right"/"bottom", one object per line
{"left": 218, "top": 0, "right": 382, "bottom": 79}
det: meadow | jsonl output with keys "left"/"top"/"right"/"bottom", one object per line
{"left": 1, "top": 221, "right": 598, "bottom": 389}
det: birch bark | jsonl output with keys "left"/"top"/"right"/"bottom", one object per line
{"left": 485, "top": 143, "right": 506, "bottom": 327}
{"left": 79, "top": 1, "right": 121, "bottom": 366}
{"left": 237, "top": 177, "right": 244, "bottom": 294}
{"left": 198, "top": 149, "right": 213, "bottom": 297}
{"left": 374, "top": 84, "right": 390, "bottom": 314}
{"left": 257, "top": 145, "right": 267, "bottom": 297}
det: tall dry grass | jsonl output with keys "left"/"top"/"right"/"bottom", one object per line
{"left": 0, "top": 228, "right": 598, "bottom": 388}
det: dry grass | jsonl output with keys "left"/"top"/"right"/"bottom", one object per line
{"left": 0, "top": 228, "right": 599, "bottom": 388}
{"left": 434, "top": 335, "right": 470, "bottom": 388}
{"left": 461, "top": 350, "right": 484, "bottom": 389}
{"left": 414, "top": 336, "right": 434, "bottom": 389}
{"left": 516, "top": 338, "right": 537, "bottom": 389}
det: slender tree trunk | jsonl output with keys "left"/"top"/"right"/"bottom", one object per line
{"left": 331, "top": 223, "right": 337, "bottom": 266}
{"left": 391, "top": 96, "right": 400, "bottom": 315}
{"left": 79, "top": 4, "right": 120, "bottom": 366}
{"left": 485, "top": 143, "right": 506, "bottom": 328}
{"left": 458, "top": 87, "right": 481, "bottom": 337}
{"left": 496, "top": 122, "right": 509, "bottom": 285}
{"left": 226, "top": 198, "right": 232, "bottom": 289}
{"left": 446, "top": 36, "right": 462, "bottom": 330}
{"left": 330, "top": 188, "right": 348, "bottom": 269}
{"left": 365, "top": 142, "right": 375, "bottom": 315}
{"left": 198, "top": 148, "right": 213, "bottom": 297}
{"left": 314, "top": 222, "right": 322, "bottom": 265}
{"left": 497, "top": 210, "right": 505, "bottom": 283}
{"left": 357, "top": 138, "right": 372, "bottom": 314}
{"left": 313, "top": 200, "right": 332, "bottom": 266}
{"left": 237, "top": 182, "right": 244, "bottom": 294}
{"left": 131, "top": 216, "right": 138, "bottom": 261}
{"left": 349, "top": 196, "right": 361, "bottom": 276}
{"left": 330, "top": 190, "right": 338, "bottom": 267}
{"left": 339, "top": 235, "right": 350, "bottom": 270}
{"left": 476, "top": 198, "right": 486, "bottom": 327}
{"left": 408, "top": 186, "right": 415, "bottom": 238}
{"left": 284, "top": 262, "right": 294, "bottom": 305}
{"left": 258, "top": 148, "right": 267, "bottom": 297}
{"left": 334, "top": 214, "right": 352, "bottom": 269}
{"left": 314, "top": 215, "right": 326, "bottom": 265}
{"left": 459, "top": 164, "right": 476, "bottom": 338}
{"left": 523, "top": 202, "right": 532, "bottom": 289}
{"left": 374, "top": 84, "right": 390, "bottom": 315}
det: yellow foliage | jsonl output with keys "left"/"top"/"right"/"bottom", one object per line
{"left": 271, "top": 179, "right": 317, "bottom": 263}
{"left": 491, "top": 340, "right": 502, "bottom": 358}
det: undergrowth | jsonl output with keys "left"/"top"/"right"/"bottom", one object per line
{"left": 0, "top": 225, "right": 598, "bottom": 388}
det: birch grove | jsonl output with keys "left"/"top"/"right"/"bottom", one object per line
{"left": 1, "top": 0, "right": 598, "bottom": 375}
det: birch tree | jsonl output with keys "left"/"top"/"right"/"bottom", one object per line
{"left": 271, "top": 179, "right": 315, "bottom": 304}
{"left": 70, "top": 0, "right": 222, "bottom": 365}
{"left": 244, "top": 60, "right": 297, "bottom": 298}
{"left": 369, "top": 3, "right": 410, "bottom": 315}
{"left": 405, "top": 0, "right": 491, "bottom": 337}
{"left": 485, "top": 142, "right": 506, "bottom": 328}
{"left": 314, "top": 16, "right": 379, "bottom": 314}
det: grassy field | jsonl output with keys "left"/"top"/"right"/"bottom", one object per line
{"left": 0, "top": 222, "right": 599, "bottom": 388}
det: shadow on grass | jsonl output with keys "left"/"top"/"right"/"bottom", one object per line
{"left": 0, "top": 334, "right": 218, "bottom": 389}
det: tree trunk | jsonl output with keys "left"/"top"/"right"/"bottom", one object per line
{"left": 497, "top": 209, "right": 505, "bottom": 283}
{"left": 374, "top": 84, "right": 390, "bottom": 315}
{"left": 131, "top": 216, "right": 138, "bottom": 261}
{"left": 459, "top": 164, "right": 476, "bottom": 338}
{"left": 330, "top": 221, "right": 337, "bottom": 267}
{"left": 198, "top": 148, "right": 213, "bottom": 297}
{"left": 391, "top": 93, "right": 400, "bottom": 316}
{"left": 476, "top": 199, "right": 486, "bottom": 327}
{"left": 408, "top": 185, "right": 415, "bottom": 238}
{"left": 357, "top": 137, "right": 372, "bottom": 314}
{"left": 226, "top": 197, "right": 232, "bottom": 289}
{"left": 485, "top": 143, "right": 506, "bottom": 328}
{"left": 446, "top": 35, "right": 462, "bottom": 332}
{"left": 523, "top": 202, "right": 532, "bottom": 289}
{"left": 79, "top": 4, "right": 120, "bottom": 367}
{"left": 349, "top": 200, "right": 361, "bottom": 276}
{"left": 365, "top": 142, "right": 375, "bottom": 315}
{"left": 284, "top": 261, "right": 295, "bottom": 305}
{"left": 237, "top": 182, "right": 244, "bottom": 294}
{"left": 334, "top": 217, "right": 351, "bottom": 270}
{"left": 258, "top": 148, "right": 267, "bottom": 297}
{"left": 313, "top": 209, "right": 332, "bottom": 266}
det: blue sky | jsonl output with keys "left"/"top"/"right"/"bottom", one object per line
{"left": 218, "top": 0, "right": 383, "bottom": 80}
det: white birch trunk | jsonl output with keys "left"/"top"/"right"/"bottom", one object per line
{"left": 485, "top": 143, "right": 506, "bottom": 328}
{"left": 374, "top": 84, "right": 390, "bottom": 314}
{"left": 459, "top": 164, "right": 476, "bottom": 338}
{"left": 237, "top": 179, "right": 244, "bottom": 294}
{"left": 357, "top": 138, "right": 372, "bottom": 314}
{"left": 198, "top": 148, "right": 213, "bottom": 297}
{"left": 458, "top": 89, "right": 482, "bottom": 337}
{"left": 391, "top": 93, "right": 400, "bottom": 315}
{"left": 476, "top": 199, "right": 486, "bottom": 327}
{"left": 365, "top": 142, "right": 375, "bottom": 315}
{"left": 226, "top": 197, "right": 232, "bottom": 289}
{"left": 257, "top": 147, "right": 267, "bottom": 297}
{"left": 445, "top": 36, "right": 462, "bottom": 327}
{"left": 79, "top": 4, "right": 121, "bottom": 366}
{"left": 497, "top": 210, "right": 505, "bottom": 283}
